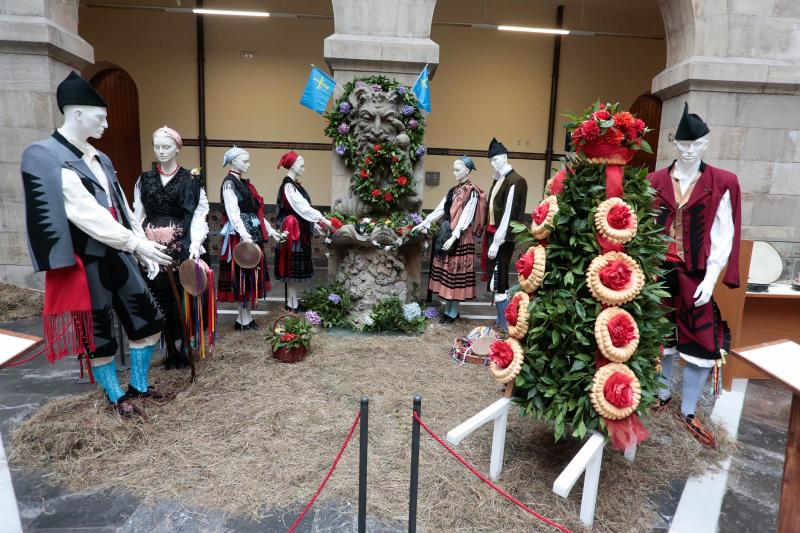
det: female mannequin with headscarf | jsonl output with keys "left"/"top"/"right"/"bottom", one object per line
{"left": 218, "top": 147, "right": 284, "bottom": 330}
{"left": 132, "top": 126, "right": 209, "bottom": 369}
{"left": 412, "top": 156, "right": 487, "bottom": 324}
{"left": 274, "top": 151, "right": 332, "bottom": 311}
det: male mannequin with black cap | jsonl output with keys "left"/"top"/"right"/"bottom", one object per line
{"left": 483, "top": 138, "right": 528, "bottom": 331}
{"left": 648, "top": 103, "right": 742, "bottom": 447}
{"left": 19, "top": 72, "right": 172, "bottom": 418}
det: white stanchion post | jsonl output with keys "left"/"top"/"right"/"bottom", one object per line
{"left": 552, "top": 431, "right": 606, "bottom": 529}
{"left": 489, "top": 405, "right": 509, "bottom": 480}
{"left": 623, "top": 442, "right": 637, "bottom": 462}
{"left": 447, "top": 398, "right": 512, "bottom": 479}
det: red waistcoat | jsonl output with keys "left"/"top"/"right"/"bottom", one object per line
{"left": 647, "top": 162, "right": 742, "bottom": 288}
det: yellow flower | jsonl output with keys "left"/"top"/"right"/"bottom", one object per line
{"left": 190, "top": 167, "right": 202, "bottom": 176}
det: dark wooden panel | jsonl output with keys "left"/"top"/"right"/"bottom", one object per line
{"left": 628, "top": 93, "right": 662, "bottom": 173}
{"left": 88, "top": 68, "right": 142, "bottom": 199}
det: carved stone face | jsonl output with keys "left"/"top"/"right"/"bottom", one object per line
{"left": 347, "top": 86, "right": 407, "bottom": 156}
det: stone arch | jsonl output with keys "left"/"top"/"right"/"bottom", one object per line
{"left": 656, "top": 0, "right": 698, "bottom": 68}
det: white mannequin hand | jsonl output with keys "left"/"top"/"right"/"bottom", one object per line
{"left": 135, "top": 240, "right": 172, "bottom": 265}
{"left": 188, "top": 244, "right": 201, "bottom": 260}
{"left": 412, "top": 223, "right": 428, "bottom": 234}
{"left": 269, "top": 228, "right": 287, "bottom": 243}
{"left": 442, "top": 234, "right": 458, "bottom": 251}
{"left": 241, "top": 233, "right": 253, "bottom": 244}
{"left": 141, "top": 257, "right": 160, "bottom": 280}
{"left": 693, "top": 278, "right": 715, "bottom": 307}
{"left": 319, "top": 218, "right": 332, "bottom": 228}
{"left": 488, "top": 242, "right": 500, "bottom": 260}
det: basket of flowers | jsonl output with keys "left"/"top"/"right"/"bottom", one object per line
{"left": 268, "top": 314, "right": 315, "bottom": 363}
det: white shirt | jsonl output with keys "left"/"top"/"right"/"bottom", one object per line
{"left": 284, "top": 181, "right": 324, "bottom": 223}
{"left": 132, "top": 173, "right": 210, "bottom": 254}
{"left": 221, "top": 175, "right": 277, "bottom": 239}
{"left": 58, "top": 129, "right": 144, "bottom": 253}
{"left": 419, "top": 187, "right": 478, "bottom": 235}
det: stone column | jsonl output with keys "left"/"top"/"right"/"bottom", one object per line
{"left": 0, "top": 0, "right": 94, "bottom": 288}
{"left": 654, "top": 0, "right": 800, "bottom": 279}
{"left": 324, "top": 0, "right": 439, "bottom": 296}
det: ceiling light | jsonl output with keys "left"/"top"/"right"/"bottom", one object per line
{"left": 192, "top": 8, "right": 270, "bottom": 17}
{"left": 497, "top": 25, "right": 569, "bottom": 35}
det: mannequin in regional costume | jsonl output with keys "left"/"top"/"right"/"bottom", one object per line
{"left": 132, "top": 126, "right": 209, "bottom": 369}
{"left": 274, "top": 151, "right": 332, "bottom": 311}
{"left": 483, "top": 138, "right": 528, "bottom": 332}
{"left": 19, "top": 72, "right": 172, "bottom": 417}
{"left": 649, "top": 103, "right": 742, "bottom": 447}
{"left": 413, "top": 156, "right": 487, "bottom": 324}
{"left": 218, "top": 147, "right": 284, "bottom": 330}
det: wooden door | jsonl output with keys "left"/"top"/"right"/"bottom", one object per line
{"left": 628, "top": 93, "right": 662, "bottom": 173}
{"left": 89, "top": 68, "right": 142, "bottom": 199}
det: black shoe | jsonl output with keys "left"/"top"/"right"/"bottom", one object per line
{"left": 243, "top": 320, "right": 259, "bottom": 331}
{"left": 234, "top": 321, "right": 244, "bottom": 331}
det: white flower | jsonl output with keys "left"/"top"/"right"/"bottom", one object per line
{"left": 361, "top": 217, "right": 373, "bottom": 224}
{"left": 402, "top": 302, "right": 422, "bottom": 322}
{"left": 190, "top": 167, "right": 202, "bottom": 176}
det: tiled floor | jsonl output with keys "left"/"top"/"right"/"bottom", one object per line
{"left": 1, "top": 314, "right": 794, "bottom": 532}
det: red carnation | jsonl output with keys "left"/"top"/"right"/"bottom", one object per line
{"left": 515, "top": 251, "right": 535, "bottom": 279}
{"left": 592, "top": 109, "right": 611, "bottom": 121}
{"left": 391, "top": 156, "right": 398, "bottom": 163}
{"left": 549, "top": 168, "right": 569, "bottom": 194}
{"left": 329, "top": 217, "right": 343, "bottom": 231}
{"left": 608, "top": 313, "right": 636, "bottom": 347}
{"left": 505, "top": 295, "right": 520, "bottom": 326}
{"left": 489, "top": 341, "right": 514, "bottom": 369}
{"left": 532, "top": 201, "right": 550, "bottom": 225}
{"left": 601, "top": 127, "right": 625, "bottom": 146}
{"left": 383, "top": 191, "right": 394, "bottom": 202}
{"left": 365, "top": 156, "right": 372, "bottom": 165}
{"left": 396, "top": 176, "right": 408, "bottom": 186}
{"left": 634, "top": 118, "right": 646, "bottom": 134}
{"left": 360, "top": 169, "right": 369, "bottom": 179}
{"left": 373, "top": 144, "right": 382, "bottom": 152}
{"left": 599, "top": 259, "right": 632, "bottom": 291}
{"left": 280, "top": 332, "right": 298, "bottom": 342}
{"left": 579, "top": 120, "right": 601, "bottom": 143}
{"left": 603, "top": 371, "right": 635, "bottom": 408}
{"left": 613, "top": 112, "right": 635, "bottom": 130}
{"left": 607, "top": 204, "right": 632, "bottom": 230}
{"left": 371, "top": 189, "right": 381, "bottom": 197}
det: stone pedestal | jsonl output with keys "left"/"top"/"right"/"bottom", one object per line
{"left": 324, "top": 0, "right": 439, "bottom": 299}
{"left": 0, "top": 1, "right": 93, "bottom": 288}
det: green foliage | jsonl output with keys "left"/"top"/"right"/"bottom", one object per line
{"left": 300, "top": 282, "right": 356, "bottom": 328}
{"left": 267, "top": 316, "right": 315, "bottom": 351}
{"left": 510, "top": 160, "right": 672, "bottom": 441}
{"left": 363, "top": 298, "right": 426, "bottom": 334}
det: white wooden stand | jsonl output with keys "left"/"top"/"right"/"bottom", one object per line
{"left": 447, "top": 401, "right": 637, "bottom": 529}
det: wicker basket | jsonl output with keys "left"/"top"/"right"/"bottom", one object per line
{"left": 271, "top": 313, "right": 308, "bottom": 364}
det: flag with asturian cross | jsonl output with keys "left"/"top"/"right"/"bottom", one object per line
{"left": 300, "top": 66, "right": 335, "bottom": 114}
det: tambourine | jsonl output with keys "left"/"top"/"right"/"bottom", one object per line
{"left": 178, "top": 259, "right": 210, "bottom": 296}
{"left": 233, "top": 241, "right": 262, "bottom": 269}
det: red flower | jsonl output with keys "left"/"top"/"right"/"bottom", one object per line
{"left": 603, "top": 371, "right": 635, "bottom": 408}
{"left": 329, "top": 217, "right": 343, "bottom": 230}
{"left": 371, "top": 189, "right": 381, "bottom": 197}
{"left": 365, "top": 156, "right": 372, "bottom": 165}
{"left": 280, "top": 332, "right": 298, "bottom": 342}
{"left": 592, "top": 109, "right": 611, "bottom": 121}
{"left": 634, "top": 118, "right": 646, "bottom": 134}
{"left": 360, "top": 169, "right": 369, "bottom": 179}
{"left": 599, "top": 259, "right": 632, "bottom": 291}
{"left": 579, "top": 120, "right": 601, "bottom": 143}
{"left": 489, "top": 341, "right": 514, "bottom": 369}
{"left": 396, "top": 176, "right": 408, "bottom": 186}
{"left": 373, "top": 144, "right": 382, "bottom": 152}
{"left": 515, "top": 251, "right": 535, "bottom": 279}
{"left": 391, "top": 156, "right": 399, "bottom": 163}
{"left": 531, "top": 201, "right": 550, "bottom": 225}
{"left": 607, "top": 204, "right": 632, "bottom": 230}
{"left": 601, "top": 127, "right": 625, "bottom": 146}
{"left": 505, "top": 294, "right": 520, "bottom": 326}
{"left": 383, "top": 191, "right": 394, "bottom": 202}
{"left": 608, "top": 313, "right": 637, "bottom": 347}
{"left": 613, "top": 112, "right": 635, "bottom": 130}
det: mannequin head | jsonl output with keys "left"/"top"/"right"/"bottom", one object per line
{"left": 453, "top": 160, "right": 469, "bottom": 181}
{"left": 231, "top": 151, "right": 251, "bottom": 174}
{"left": 290, "top": 156, "right": 305, "bottom": 178}
{"left": 490, "top": 154, "right": 508, "bottom": 173}
{"left": 674, "top": 135, "right": 709, "bottom": 166}
{"left": 152, "top": 130, "right": 180, "bottom": 166}
{"left": 61, "top": 105, "right": 108, "bottom": 141}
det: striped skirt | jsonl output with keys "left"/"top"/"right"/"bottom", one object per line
{"left": 429, "top": 238, "right": 477, "bottom": 302}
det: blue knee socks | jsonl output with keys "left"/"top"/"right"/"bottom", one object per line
{"left": 444, "top": 300, "right": 459, "bottom": 318}
{"left": 129, "top": 344, "right": 155, "bottom": 393}
{"left": 92, "top": 361, "right": 124, "bottom": 404}
{"left": 495, "top": 298, "right": 509, "bottom": 330}
{"left": 658, "top": 349, "right": 676, "bottom": 401}
{"left": 681, "top": 363, "right": 712, "bottom": 417}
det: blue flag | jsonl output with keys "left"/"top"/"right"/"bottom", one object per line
{"left": 300, "top": 66, "right": 335, "bottom": 114}
{"left": 412, "top": 65, "right": 430, "bottom": 112}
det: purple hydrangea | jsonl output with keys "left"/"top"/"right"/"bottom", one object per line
{"left": 305, "top": 310, "right": 322, "bottom": 325}
{"left": 410, "top": 212, "right": 423, "bottom": 225}
{"left": 328, "top": 293, "right": 342, "bottom": 304}
{"left": 335, "top": 145, "right": 346, "bottom": 155}
{"left": 416, "top": 145, "right": 427, "bottom": 156}
{"left": 339, "top": 101, "right": 352, "bottom": 114}
{"left": 355, "top": 81, "right": 367, "bottom": 88}
{"left": 424, "top": 307, "right": 438, "bottom": 319}
{"left": 401, "top": 105, "right": 414, "bottom": 116}
{"left": 337, "top": 123, "right": 350, "bottom": 134}
{"left": 371, "top": 84, "right": 382, "bottom": 92}
{"left": 396, "top": 85, "right": 407, "bottom": 94}
{"left": 408, "top": 119, "right": 419, "bottom": 130}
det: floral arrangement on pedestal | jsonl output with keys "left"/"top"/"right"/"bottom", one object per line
{"left": 507, "top": 101, "right": 671, "bottom": 449}
{"left": 324, "top": 211, "right": 430, "bottom": 251}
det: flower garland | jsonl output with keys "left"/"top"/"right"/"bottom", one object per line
{"left": 324, "top": 211, "right": 429, "bottom": 252}
{"left": 324, "top": 75, "right": 427, "bottom": 210}
{"left": 590, "top": 363, "right": 642, "bottom": 420}
{"left": 595, "top": 197, "right": 638, "bottom": 244}
{"left": 516, "top": 245, "right": 547, "bottom": 293}
{"left": 530, "top": 196, "right": 559, "bottom": 240}
{"left": 564, "top": 101, "right": 652, "bottom": 156}
{"left": 489, "top": 338, "right": 525, "bottom": 385}
{"left": 594, "top": 307, "right": 640, "bottom": 363}
{"left": 586, "top": 252, "right": 645, "bottom": 306}
{"left": 505, "top": 291, "right": 530, "bottom": 340}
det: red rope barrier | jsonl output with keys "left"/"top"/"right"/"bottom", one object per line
{"left": 412, "top": 411, "right": 574, "bottom": 533}
{"left": 4, "top": 346, "right": 45, "bottom": 367}
{"left": 286, "top": 411, "right": 361, "bottom": 533}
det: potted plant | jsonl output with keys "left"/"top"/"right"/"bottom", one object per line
{"left": 268, "top": 314, "right": 314, "bottom": 363}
